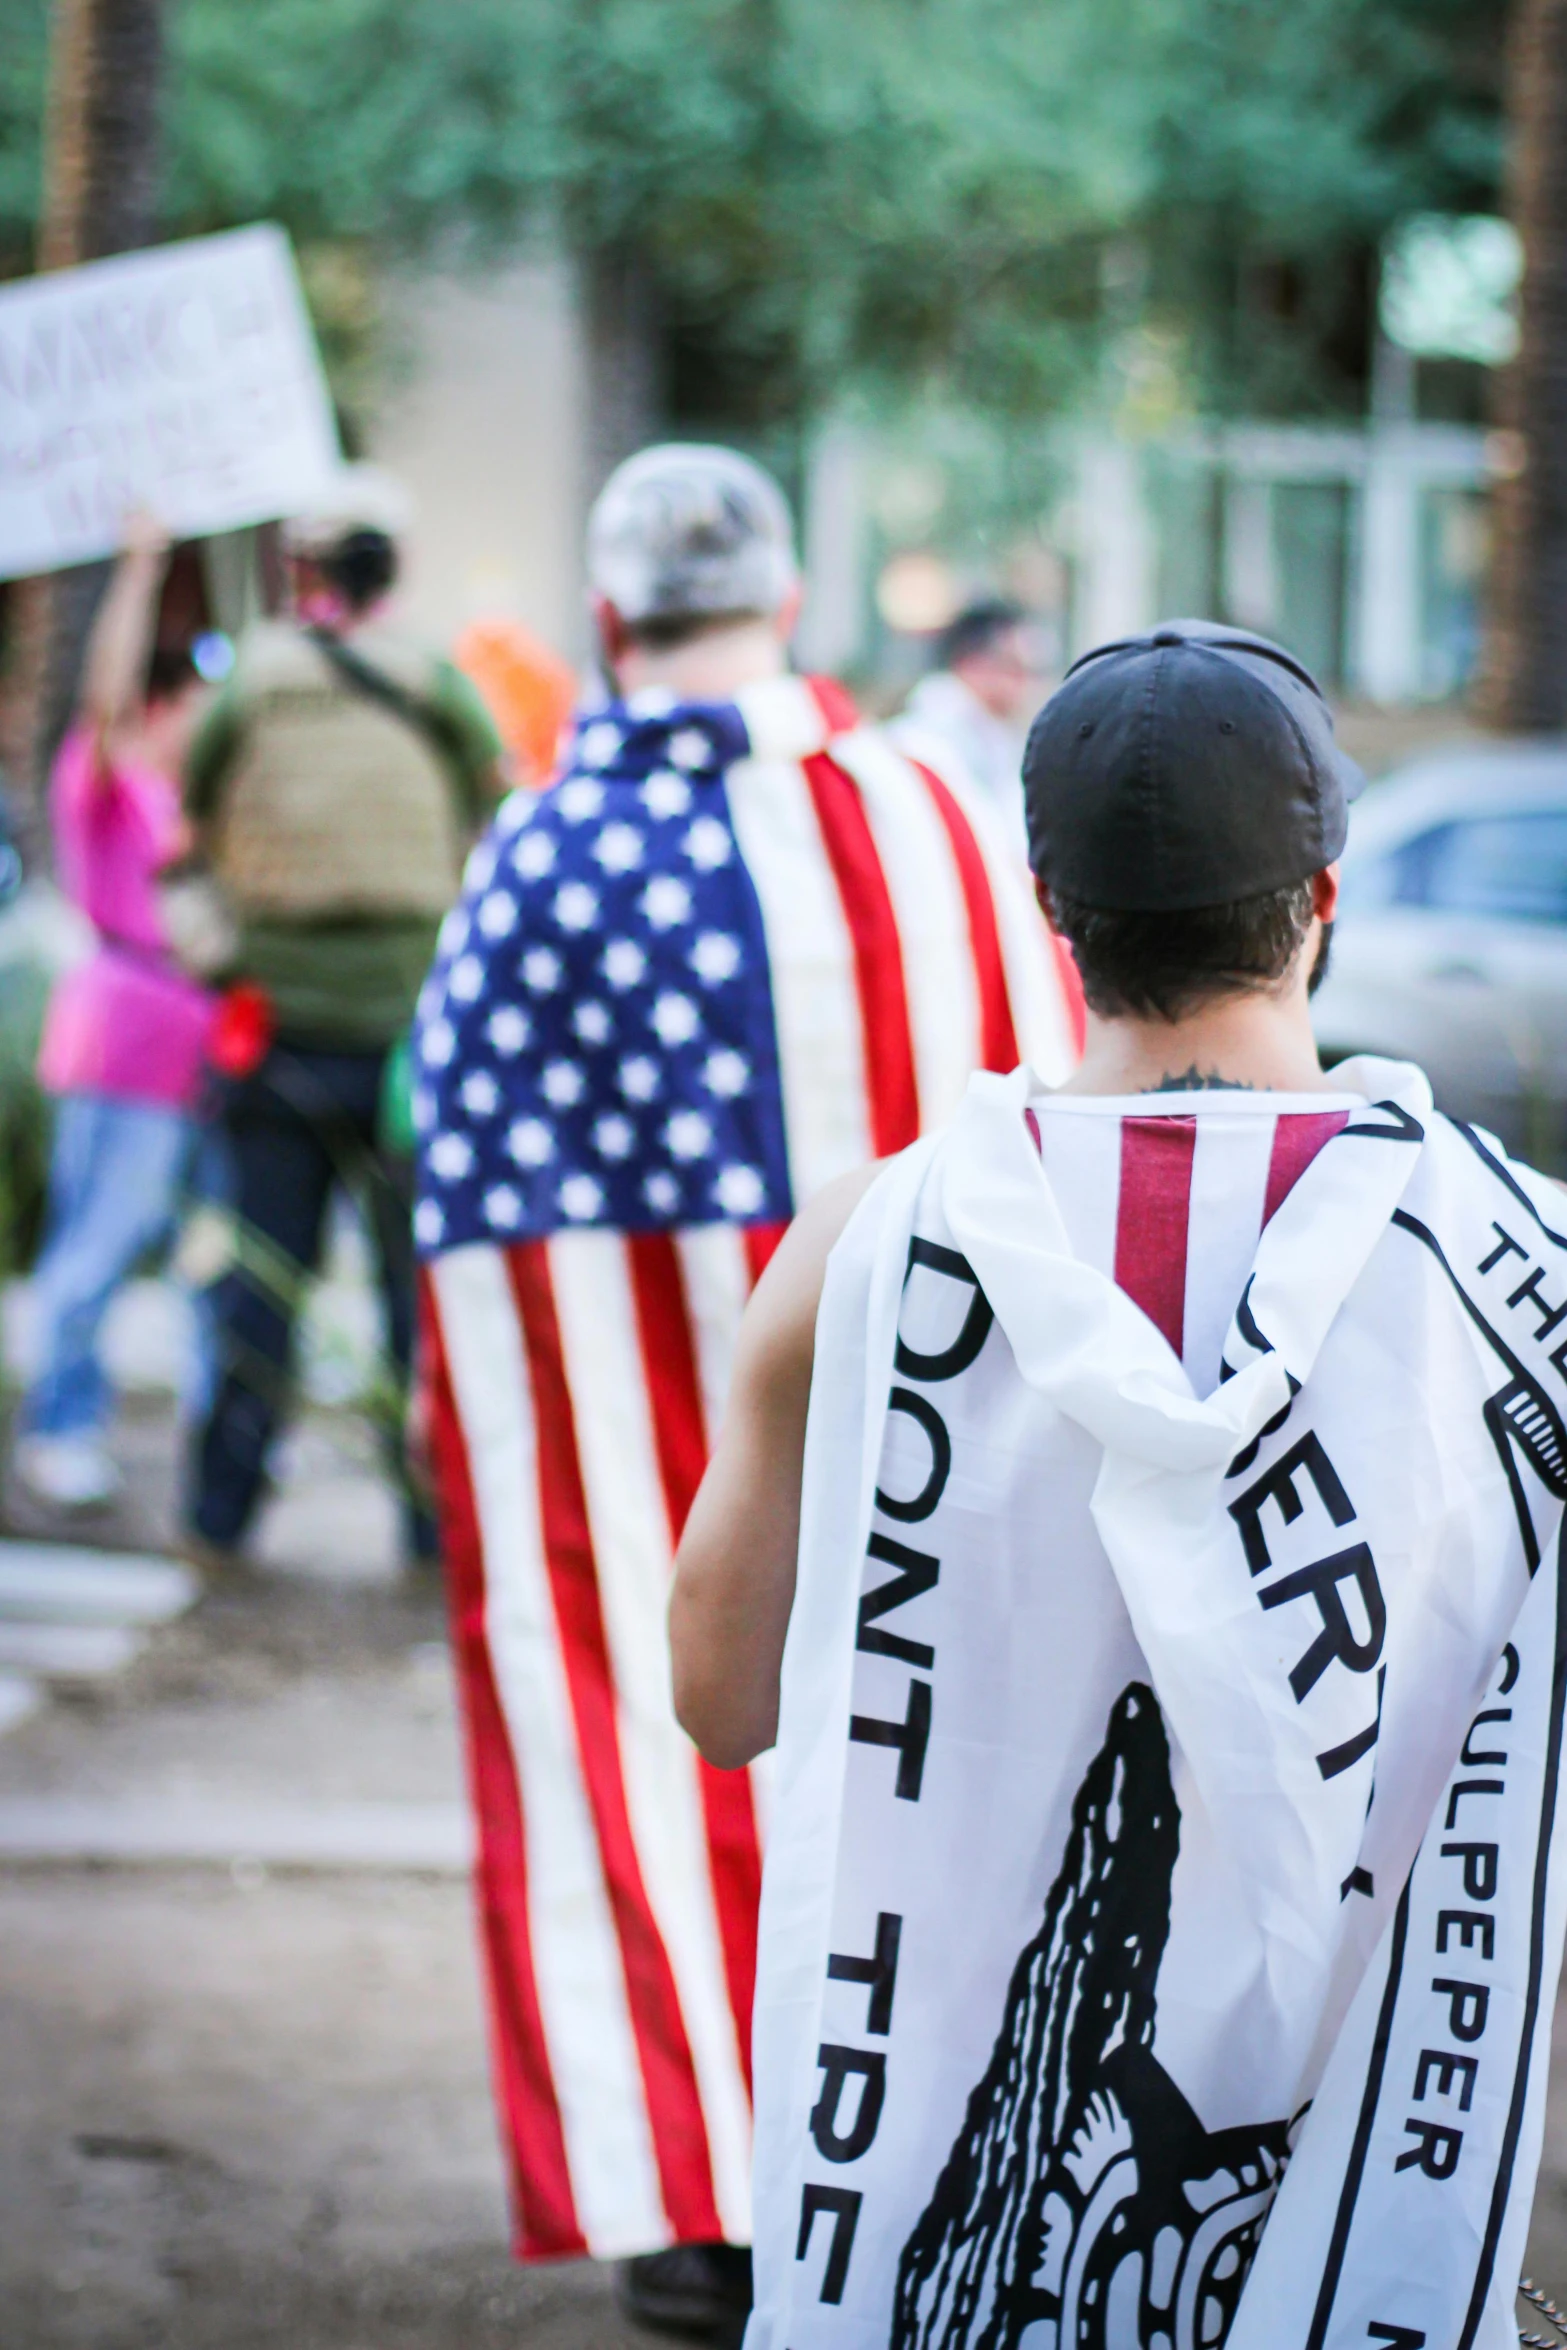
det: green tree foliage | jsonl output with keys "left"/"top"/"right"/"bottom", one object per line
{"left": 1135, "top": 0, "right": 1508, "bottom": 412}
{"left": 0, "top": 0, "right": 48, "bottom": 267}
{"left": 0, "top": 0, "right": 1510, "bottom": 423}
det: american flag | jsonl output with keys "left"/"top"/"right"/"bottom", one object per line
{"left": 416, "top": 672, "right": 1080, "bottom": 2260}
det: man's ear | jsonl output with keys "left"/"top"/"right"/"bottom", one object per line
{"left": 1034, "top": 876, "right": 1062, "bottom": 935}
{"left": 776, "top": 579, "right": 804, "bottom": 648}
{"left": 594, "top": 595, "right": 632, "bottom": 668}
{"left": 1313, "top": 863, "right": 1340, "bottom": 925}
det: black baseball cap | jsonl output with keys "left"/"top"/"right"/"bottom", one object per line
{"left": 1022, "top": 620, "right": 1364, "bottom": 912}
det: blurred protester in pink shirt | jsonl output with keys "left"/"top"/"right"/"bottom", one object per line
{"left": 14, "top": 517, "right": 214, "bottom": 1512}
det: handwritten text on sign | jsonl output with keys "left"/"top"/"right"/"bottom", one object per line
{"left": 0, "top": 223, "right": 339, "bottom": 580}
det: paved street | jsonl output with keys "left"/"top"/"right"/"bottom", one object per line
{"left": 0, "top": 1392, "right": 678, "bottom": 2350}
{"left": 5, "top": 1385, "right": 1567, "bottom": 2347}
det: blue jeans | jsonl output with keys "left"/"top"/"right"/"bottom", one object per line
{"left": 22, "top": 1093, "right": 195, "bottom": 1439}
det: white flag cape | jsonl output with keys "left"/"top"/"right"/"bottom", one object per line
{"left": 749, "top": 1060, "right": 1567, "bottom": 2350}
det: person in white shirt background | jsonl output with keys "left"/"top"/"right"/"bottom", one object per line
{"left": 894, "top": 598, "right": 1055, "bottom": 851}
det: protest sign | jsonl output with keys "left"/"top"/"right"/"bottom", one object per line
{"left": 0, "top": 223, "right": 340, "bottom": 581}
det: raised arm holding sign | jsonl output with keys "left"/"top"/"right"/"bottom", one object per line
{"left": 0, "top": 224, "right": 339, "bottom": 582}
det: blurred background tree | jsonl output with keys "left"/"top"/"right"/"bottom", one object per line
{"left": 1477, "top": 0, "right": 1567, "bottom": 729}
{"left": 6, "top": 0, "right": 1558, "bottom": 753}
{"left": 0, "top": 0, "right": 1512, "bottom": 454}
{"left": 1132, "top": 0, "right": 1505, "bottom": 419}
{"left": 1, "top": 0, "right": 165, "bottom": 839}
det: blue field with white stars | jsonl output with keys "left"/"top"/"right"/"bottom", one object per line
{"left": 413, "top": 694, "right": 795, "bottom": 1253}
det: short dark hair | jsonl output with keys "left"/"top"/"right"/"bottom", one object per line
{"left": 937, "top": 597, "right": 1026, "bottom": 671}
{"left": 624, "top": 606, "right": 767, "bottom": 653}
{"left": 146, "top": 644, "right": 197, "bottom": 704}
{"left": 315, "top": 528, "right": 398, "bottom": 614}
{"left": 1046, "top": 879, "right": 1325, "bottom": 1022}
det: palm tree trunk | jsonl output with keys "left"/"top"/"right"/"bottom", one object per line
{"left": 1476, "top": 0, "right": 1567, "bottom": 731}
{"left": 0, "top": 0, "right": 165, "bottom": 849}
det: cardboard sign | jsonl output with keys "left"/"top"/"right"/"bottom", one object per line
{"left": 0, "top": 223, "right": 340, "bottom": 580}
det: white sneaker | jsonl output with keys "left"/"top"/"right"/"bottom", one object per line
{"left": 13, "top": 1434, "right": 122, "bottom": 1511}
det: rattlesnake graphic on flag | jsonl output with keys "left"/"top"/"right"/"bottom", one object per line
{"left": 1391, "top": 1191, "right": 1567, "bottom": 1570}
{"left": 892, "top": 1686, "right": 1289, "bottom": 2350}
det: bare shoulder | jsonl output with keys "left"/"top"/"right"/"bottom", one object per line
{"left": 739, "top": 1163, "right": 884, "bottom": 1379}
{"left": 771, "top": 1162, "right": 884, "bottom": 1288}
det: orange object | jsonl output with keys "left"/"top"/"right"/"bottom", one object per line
{"left": 453, "top": 617, "right": 577, "bottom": 789}
{"left": 208, "top": 982, "right": 276, "bottom": 1078}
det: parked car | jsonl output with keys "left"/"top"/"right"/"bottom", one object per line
{"left": 1312, "top": 744, "right": 1567, "bottom": 1168}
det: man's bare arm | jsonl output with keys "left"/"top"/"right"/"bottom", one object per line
{"left": 670, "top": 1166, "right": 878, "bottom": 1768}
{"left": 83, "top": 515, "right": 171, "bottom": 772}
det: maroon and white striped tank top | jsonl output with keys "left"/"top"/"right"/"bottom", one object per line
{"left": 1026, "top": 1091, "right": 1363, "bottom": 1395}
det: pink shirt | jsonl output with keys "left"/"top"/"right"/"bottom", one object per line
{"left": 36, "top": 725, "right": 214, "bottom": 1110}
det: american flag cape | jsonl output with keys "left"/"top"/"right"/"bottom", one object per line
{"left": 412, "top": 671, "right": 1080, "bottom": 2260}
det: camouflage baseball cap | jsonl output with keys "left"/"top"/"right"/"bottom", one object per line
{"left": 587, "top": 443, "right": 796, "bottom": 625}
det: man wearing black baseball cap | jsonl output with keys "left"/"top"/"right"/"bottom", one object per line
{"left": 1021, "top": 618, "right": 1360, "bottom": 1097}
{"left": 670, "top": 617, "right": 1367, "bottom": 1763}
{"left": 667, "top": 623, "right": 1567, "bottom": 2347}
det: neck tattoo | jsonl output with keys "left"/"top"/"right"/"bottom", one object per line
{"left": 1145, "top": 1065, "right": 1257, "bottom": 1093}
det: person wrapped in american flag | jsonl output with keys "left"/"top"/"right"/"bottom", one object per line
{"left": 412, "top": 442, "right": 1081, "bottom": 2340}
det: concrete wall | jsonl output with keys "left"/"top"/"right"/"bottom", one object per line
{"left": 367, "top": 261, "right": 590, "bottom": 661}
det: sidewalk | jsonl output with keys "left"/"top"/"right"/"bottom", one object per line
{"left": 0, "top": 1392, "right": 683, "bottom": 2350}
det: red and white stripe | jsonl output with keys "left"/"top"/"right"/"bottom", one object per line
{"left": 1029, "top": 1095, "right": 1356, "bottom": 1394}
{"left": 726, "top": 685, "right": 1078, "bottom": 1195}
{"left": 424, "top": 708, "right": 1078, "bottom": 2259}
